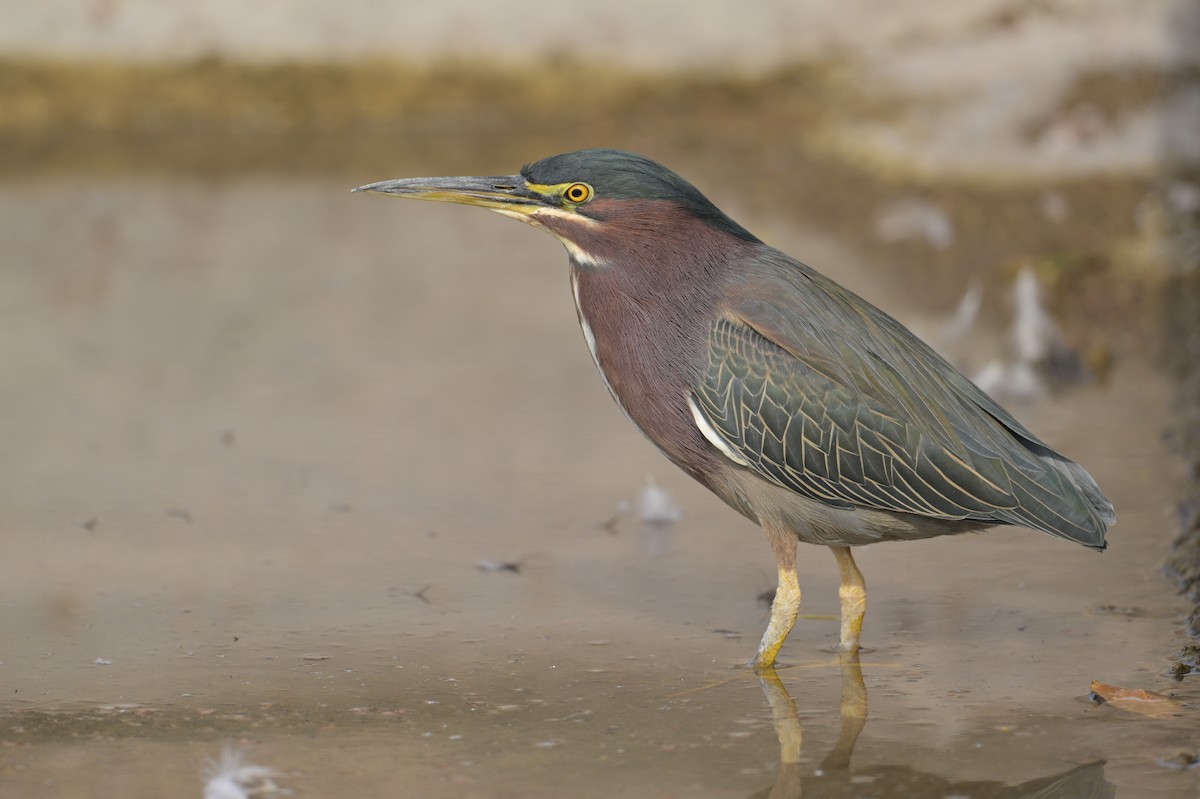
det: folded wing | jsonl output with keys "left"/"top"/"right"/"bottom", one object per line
{"left": 690, "top": 253, "right": 1113, "bottom": 548}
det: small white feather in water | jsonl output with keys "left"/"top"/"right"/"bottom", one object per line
{"left": 972, "top": 267, "right": 1088, "bottom": 401}
{"left": 939, "top": 280, "right": 982, "bottom": 346}
{"left": 204, "top": 747, "right": 289, "bottom": 799}
{"left": 973, "top": 357, "right": 1046, "bottom": 402}
{"left": 1004, "top": 361, "right": 1047, "bottom": 401}
{"left": 637, "top": 476, "right": 682, "bottom": 526}
{"left": 972, "top": 360, "right": 1007, "bottom": 396}
{"left": 1012, "top": 267, "right": 1058, "bottom": 364}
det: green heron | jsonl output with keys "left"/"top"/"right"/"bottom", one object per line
{"left": 355, "top": 149, "right": 1115, "bottom": 669}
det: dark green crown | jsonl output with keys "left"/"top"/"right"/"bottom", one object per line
{"left": 522, "top": 149, "right": 758, "bottom": 242}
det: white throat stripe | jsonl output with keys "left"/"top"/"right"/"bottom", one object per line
{"left": 561, "top": 238, "right": 605, "bottom": 268}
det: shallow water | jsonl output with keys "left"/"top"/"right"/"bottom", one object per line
{"left": 1, "top": 170, "right": 1197, "bottom": 797}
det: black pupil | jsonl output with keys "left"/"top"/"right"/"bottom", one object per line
{"left": 570, "top": 186, "right": 584, "bottom": 200}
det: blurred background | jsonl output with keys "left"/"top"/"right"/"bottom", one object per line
{"left": 2, "top": 2, "right": 1200, "bottom": 797}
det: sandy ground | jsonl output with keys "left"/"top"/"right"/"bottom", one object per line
{"left": 0, "top": 165, "right": 1196, "bottom": 797}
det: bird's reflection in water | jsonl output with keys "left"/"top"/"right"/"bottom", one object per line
{"left": 750, "top": 653, "right": 1113, "bottom": 799}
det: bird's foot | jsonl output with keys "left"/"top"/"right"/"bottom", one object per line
{"left": 746, "top": 656, "right": 777, "bottom": 672}
{"left": 746, "top": 654, "right": 803, "bottom": 673}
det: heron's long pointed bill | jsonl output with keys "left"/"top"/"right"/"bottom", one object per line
{"left": 352, "top": 175, "right": 545, "bottom": 216}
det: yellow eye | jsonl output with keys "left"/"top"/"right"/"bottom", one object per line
{"left": 564, "top": 183, "right": 593, "bottom": 204}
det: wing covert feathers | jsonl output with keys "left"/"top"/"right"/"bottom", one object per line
{"left": 691, "top": 257, "right": 1113, "bottom": 549}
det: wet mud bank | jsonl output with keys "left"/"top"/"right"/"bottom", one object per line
{"left": 1164, "top": 219, "right": 1200, "bottom": 673}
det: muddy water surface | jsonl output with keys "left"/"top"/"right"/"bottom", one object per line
{"left": 1, "top": 169, "right": 1197, "bottom": 797}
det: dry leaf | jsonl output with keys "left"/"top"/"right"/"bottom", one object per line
{"left": 1090, "top": 680, "right": 1184, "bottom": 719}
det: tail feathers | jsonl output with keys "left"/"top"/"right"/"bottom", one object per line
{"left": 1061, "top": 459, "right": 1117, "bottom": 525}
{"left": 983, "top": 448, "right": 1113, "bottom": 551}
{"left": 1038, "top": 455, "right": 1114, "bottom": 550}
{"left": 1058, "top": 457, "right": 1115, "bottom": 547}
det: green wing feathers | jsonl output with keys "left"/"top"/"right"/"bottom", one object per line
{"left": 692, "top": 261, "right": 1114, "bottom": 548}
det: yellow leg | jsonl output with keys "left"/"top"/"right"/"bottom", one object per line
{"left": 753, "top": 530, "right": 799, "bottom": 669}
{"left": 830, "top": 546, "right": 866, "bottom": 652}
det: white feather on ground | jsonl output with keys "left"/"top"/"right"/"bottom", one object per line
{"left": 204, "top": 747, "right": 289, "bottom": 799}
{"left": 636, "top": 476, "right": 683, "bottom": 526}
{"left": 939, "top": 279, "right": 982, "bottom": 347}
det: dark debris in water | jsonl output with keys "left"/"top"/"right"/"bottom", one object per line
{"left": 1158, "top": 751, "right": 1200, "bottom": 770}
{"left": 1168, "top": 661, "right": 1195, "bottom": 680}
{"left": 1091, "top": 603, "right": 1145, "bottom": 617}
{"left": 1170, "top": 645, "right": 1200, "bottom": 680}
{"left": 476, "top": 559, "right": 523, "bottom": 574}
{"left": 165, "top": 507, "right": 193, "bottom": 524}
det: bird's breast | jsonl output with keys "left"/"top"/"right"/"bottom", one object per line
{"left": 570, "top": 271, "right": 627, "bottom": 419}
{"left": 569, "top": 264, "right": 724, "bottom": 482}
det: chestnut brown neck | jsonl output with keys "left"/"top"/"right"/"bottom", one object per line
{"left": 555, "top": 199, "right": 759, "bottom": 483}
